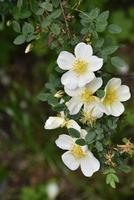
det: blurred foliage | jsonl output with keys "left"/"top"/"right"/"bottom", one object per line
{"left": 0, "top": 0, "right": 134, "bottom": 199}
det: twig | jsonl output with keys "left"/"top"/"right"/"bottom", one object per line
{"left": 72, "top": 0, "right": 82, "bottom": 10}
{"left": 59, "top": 0, "right": 71, "bottom": 38}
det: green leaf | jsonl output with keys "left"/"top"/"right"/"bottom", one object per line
{"left": 39, "top": 1, "right": 53, "bottom": 12}
{"left": 97, "top": 11, "right": 109, "bottom": 22}
{"left": 106, "top": 173, "right": 119, "bottom": 188}
{"left": 106, "top": 174, "right": 115, "bottom": 187}
{"left": 29, "top": 0, "right": 39, "bottom": 14}
{"left": 96, "top": 89, "right": 105, "bottom": 98}
{"left": 52, "top": 0, "right": 60, "bottom": 8}
{"left": 53, "top": 103, "right": 65, "bottom": 112}
{"left": 96, "top": 21, "right": 108, "bottom": 32}
{"left": 51, "top": 9, "right": 61, "bottom": 19}
{"left": 94, "top": 38, "right": 104, "bottom": 48}
{"left": 96, "top": 133, "right": 104, "bottom": 140}
{"left": 17, "top": 0, "right": 23, "bottom": 8}
{"left": 111, "top": 174, "right": 119, "bottom": 183}
{"left": 37, "top": 92, "right": 49, "bottom": 101}
{"left": 95, "top": 141, "right": 103, "bottom": 151}
{"left": 81, "top": 27, "right": 89, "bottom": 35}
{"left": 68, "top": 128, "right": 80, "bottom": 138}
{"left": 119, "top": 165, "right": 131, "bottom": 173}
{"left": 22, "top": 22, "right": 34, "bottom": 34}
{"left": 35, "top": 8, "right": 45, "bottom": 15}
{"left": 106, "top": 174, "right": 111, "bottom": 184}
{"left": 26, "top": 34, "right": 37, "bottom": 42}
{"left": 110, "top": 180, "right": 116, "bottom": 188}
{"left": 102, "top": 46, "right": 118, "bottom": 55}
{"left": 12, "top": 21, "right": 21, "bottom": 33}
{"left": 75, "top": 139, "right": 86, "bottom": 146}
{"left": 85, "top": 132, "right": 96, "bottom": 143}
{"left": 41, "top": 16, "right": 52, "bottom": 28}
{"left": 47, "top": 95, "right": 58, "bottom": 105}
{"left": 107, "top": 118, "right": 117, "bottom": 129}
{"left": 104, "top": 168, "right": 116, "bottom": 174}
{"left": 13, "top": 34, "right": 26, "bottom": 45}
{"left": 95, "top": 11, "right": 109, "bottom": 32}
{"left": 55, "top": 66, "right": 64, "bottom": 73}
{"left": 88, "top": 8, "right": 100, "bottom": 19}
{"left": 51, "top": 23, "right": 61, "bottom": 35}
{"left": 19, "top": 9, "right": 32, "bottom": 19}
{"left": 111, "top": 56, "right": 127, "bottom": 68}
{"left": 108, "top": 24, "right": 122, "bottom": 34}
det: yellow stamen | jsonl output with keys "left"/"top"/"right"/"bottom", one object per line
{"left": 105, "top": 151, "right": 116, "bottom": 167}
{"left": 71, "top": 144, "right": 85, "bottom": 159}
{"left": 117, "top": 140, "right": 134, "bottom": 157}
{"left": 73, "top": 59, "right": 88, "bottom": 75}
{"left": 103, "top": 88, "right": 118, "bottom": 105}
{"left": 80, "top": 110, "right": 96, "bottom": 127}
{"left": 80, "top": 89, "right": 95, "bottom": 103}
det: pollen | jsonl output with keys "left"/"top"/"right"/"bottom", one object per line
{"left": 105, "top": 151, "right": 116, "bottom": 167}
{"left": 73, "top": 59, "right": 88, "bottom": 75}
{"left": 71, "top": 144, "right": 85, "bottom": 159}
{"left": 80, "top": 110, "right": 96, "bottom": 127}
{"left": 80, "top": 89, "right": 95, "bottom": 103}
{"left": 103, "top": 88, "right": 118, "bottom": 105}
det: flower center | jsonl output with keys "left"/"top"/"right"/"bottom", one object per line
{"left": 80, "top": 110, "right": 96, "bottom": 127}
{"left": 80, "top": 89, "right": 95, "bottom": 103}
{"left": 103, "top": 88, "right": 118, "bottom": 105}
{"left": 71, "top": 144, "right": 85, "bottom": 159}
{"left": 73, "top": 59, "right": 88, "bottom": 75}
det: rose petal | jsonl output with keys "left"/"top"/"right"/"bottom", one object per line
{"left": 57, "top": 51, "right": 75, "bottom": 70}
{"left": 62, "top": 151, "right": 79, "bottom": 170}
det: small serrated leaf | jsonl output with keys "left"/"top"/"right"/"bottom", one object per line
{"left": 85, "top": 132, "right": 96, "bottom": 143}
{"left": 111, "top": 56, "right": 127, "bottom": 68}
{"left": 102, "top": 46, "right": 118, "bottom": 55}
{"left": 22, "top": 22, "right": 34, "bottom": 34}
{"left": 97, "top": 11, "right": 109, "bottom": 22}
{"left": 119, "top": 165, "right": 131, "bottom": 173}
{"left": 88, "top": 8, "right": 100, "bottom": 19}
{"left": 37, "top": 92, "right": 49, "bottom": 101}
{"left": 51, "top": 9, "right": 61, "bottom": 19}
{"left": 68, "top": 128, "right": 80, "bottom": 138}
{"left": 13, "top": 34, "right": 26, "bottom": 45}
{"left": 96, "top": 89, "right": 105, "bottom": 98}
{"left": 95, "top": 141, "right": 103, "bottom": 152}
{"left": 51, "top": 23, "right": 61, "bottom": 35}
{"left": 39, "top": 2, "right": 53, "bottom": 12}
{"left": 108, "top": 24, "right": 122, "bottom": 34}
{"left": 12, "top": 21, "right": 21, "bottom": 33}
{"left": 75, "top": 139, "right": 86, "bottom": 146}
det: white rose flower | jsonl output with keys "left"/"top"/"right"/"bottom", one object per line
{"left": 65, "top": 77, "right": 103, "bottom": 115}
{"left": 55, "top": 132, "right": 100, "bottom": 177}
{"left": 57, "top": 42, "right": 103, "bottom": 89}
{"left": 102, "top": 78, "right": 131, "bottom": 117}
{"left": 44, "top": 111, "right": 80, "bottom": 132}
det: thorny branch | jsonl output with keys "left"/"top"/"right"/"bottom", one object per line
{"left": 59, "top": 0, "right": 71, "bottom": 38}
